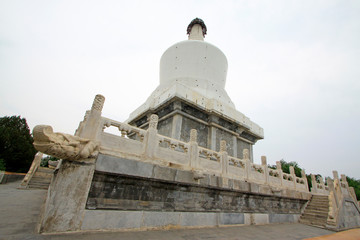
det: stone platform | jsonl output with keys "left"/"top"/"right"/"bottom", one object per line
{"left": 39, "top": 153, "right": 310, "bottom": 233}
{"left": 0, "top": 181, "right": 339, "bottom": 240}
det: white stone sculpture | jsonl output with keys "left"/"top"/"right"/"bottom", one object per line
{"left": 33, "top": 125, "right": 99, "bottom": 160}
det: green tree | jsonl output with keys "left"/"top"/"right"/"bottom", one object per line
{"left": 268, "top": 159, "right": 302, "bottom": 177}
{"left": 0, "top": 116, "right": 37, "bottom": 172}
{"left": 0, "top": 158, "right": 5, "bottom": 171}
{"left": 41, "top": 155, "right": 60, "bottom": 167}
{"left": 346, "top": 176, "right": 360, "bottom": 200}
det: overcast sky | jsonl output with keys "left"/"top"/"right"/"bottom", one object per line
{"left": 1, "top": 0, "right": 359, "bottom": 179}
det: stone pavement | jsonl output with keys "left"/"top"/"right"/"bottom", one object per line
{"left": 0, "top": 181, "right": 353, "bottom": 240}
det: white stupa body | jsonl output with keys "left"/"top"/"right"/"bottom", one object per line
{"left": 128, "top": 22, "right": 263, "bottom": 160}
{"left": 128, "top": 24, "right": 263, "bottom": 139}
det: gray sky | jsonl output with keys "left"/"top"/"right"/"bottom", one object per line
{"left": 1, "top": 0, "right": 359, "bottom": 178}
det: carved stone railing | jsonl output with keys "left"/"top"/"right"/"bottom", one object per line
{"left": 75, "top": 110, "right": 311, "bottom": 192}
{"left": 325, "top": 171, "right": 360, "bottom": 229}
{"left": 73, "top": 95, "right": 313, "bottom": 193}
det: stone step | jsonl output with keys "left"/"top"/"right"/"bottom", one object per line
{"left": 299, "top": 219, "right": 327, "bottom": 227}
{"left": 37, "top": 167, "right": 54, "bottom": 173}
{"left": 28, "top": 183, "right": 49, "bottom": 189}
{"left": 32, "top": 174, "right": 52, "bottom": 180}
{"left": 305, "top": 207, "right": 329, "bottom": 212}
{"left": 304, "top": 209, "right": 329, "bottom": 216}
{"left": 302, "top": 212, "right": 328, "bottom": 219}
{"left": 308, "top": 200, "right": 329, "bottom": 204}
{"left": 309, "top": 201, "right": 328, "bottom": 205}
{"left": 300, "top": 214, "right": 328, "bottom": 221}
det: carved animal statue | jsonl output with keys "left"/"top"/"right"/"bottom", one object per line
{"left": 33, "top": 125, "right": 99, "bottom": 160}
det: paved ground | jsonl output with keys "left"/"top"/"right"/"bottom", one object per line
{"left": 0, "top": 181, "right": 354, "bottom": 240}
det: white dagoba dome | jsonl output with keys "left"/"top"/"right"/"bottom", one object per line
{"left": 158, "top": 19, "right": 234, "bottom": 108}
{"left": 127, "top": 18, "right": 263, "bottom": 139}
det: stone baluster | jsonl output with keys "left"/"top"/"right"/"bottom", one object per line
{"left": 261, "top": 156, "right": 269, "bottom": 185}
{"left": 79, "top": 94, "right": 105, "bottom": 140}
{"left": 333, "top": 170, "right": 343, "bottom": 205}
{"left": 319, "top": 176, "right": 326, "bottom": 193}
{"left": 341, "top": 174, "right": 349, "bottom": 187}
{"left": 243, "top": 149, "right": 250, "bottom": 181}
{"left": 220, "top": 140, "right": 229, "bottom": 177}
{"left": 311, "top": 174, "right": 317, "bottom": 193}
{"left": 19, "top": 152, "right": 43, "bottom": 188}
{"left": 301, "top": 170, "right": 309, "bottom": 192}
{"left": 290, "top": 166, "right": 297, "bottom": 190}
{"left": 143, "top": 114, "right": 159, "bottom": 159}
{"left": 333, "top": 170, "right": 339, "bottom": 181}
{"left": 327, "top": 178, "right": 338, "bottom": 207}
{"left": 189, "top": 129, "right": 199, "bottom": 168}
{"left": 276, "top": 161, "right": 283, "bottom": 187}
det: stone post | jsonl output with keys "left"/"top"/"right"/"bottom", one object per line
{"left": 144, "top": 114, "right": 158, "bottom": 159}
{"left": 243, "top": 149, "right": 250, "bottom": 181}
{"left": 79, "top": 94, "right": 105, "bottom": 140}
{"left": 19, "top": 152, "right": 43, "bottom": 188}
{"left": 261, "top": 156, "right": 269, "bottom": 184}
{"left": 327, "top": 178, "right": 338, "bottom": 207}
{"left": 333, "top": 171, "right": 343, "bottom": 201}
{"left": 290, "top": 166, "right": 297, "bottom": 190}
{"left": 301, "top": 170, "right": 309, "bottom": 192}
{"left": 220, "top": 140, "right": 229, "bottom": 177}
{"left": 333, "top": 170, "right": 339, "bottom": 181}
{"left": 189, "top": 129, "right": 199, "bottom": 169}
{"left": 311, "top": 174, "right": 317, "bottom": 193}
{"left": 276, "top": 161, "right": 283, "bottom": 187}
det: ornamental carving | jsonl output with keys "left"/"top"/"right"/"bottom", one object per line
{"left": 149, "top": 114, "right": 159, "bottom": 129}
{"left": 243, "top": 149, "right": 249, "bottom": 160}
{"left": 91, "top": 94, "right": 105, "bottom": 111}
{"left": 220, "top": 140, "right": 227, "bottom": 152}
{"left": 33, "top": 125, "right": 99, "bottom": 160}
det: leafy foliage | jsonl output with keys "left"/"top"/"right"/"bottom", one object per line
{"left": 347, "top": 176, "right": 360, "bottom": 200}
{"left": 268, "top": 159, "right": 302, "bottom": 177}
{"left": 41, "top": 155, "right": 60, "bottom": 167}
{"left": 0, "top": 158, "right": 5, "bottom": 171}
{"left": 0, "top": 116, "right": 37, "bottom": 172}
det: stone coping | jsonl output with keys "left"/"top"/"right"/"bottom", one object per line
{"left": 95, "top": 153, "right": 311, "bottom": 201}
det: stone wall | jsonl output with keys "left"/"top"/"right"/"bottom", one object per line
{"left": 87, "top": 171, "right": 306, "bottom": 213}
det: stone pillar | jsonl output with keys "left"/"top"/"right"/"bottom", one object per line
{"left": 261, "top": 156, "right": 269, "bottom": 184}
{"left": 189, "top": 129, "right": 199, "bottom": 169}
{"left": 276, "top": 161, "right": 283, "bottom": 187}
{"left": 341, "top": 174, "right": 348, "bottom": 186}
{"left": 210, "top": 127, "right": 216, "bottom": 151}
{"left": 171, "top": 101, "right": 182, "bottom": 140}
{"left": 319, "top": 176, "right": 325, "bottom": 189}
{"left": 311, "top": 174, "right": 317, "bottom": 193}
{"left": 39, "top": 158, "right": 96, "bottom": 233}
{"left": 244, "top": 149, "right": 250, "bottom": 181}
{"left": 171, "top": 114, "right": 182, "bottom": 140}
{"left": 232, "top": 136, "right": 237, "bottom": 158}
{"left": 333, "top": 170, "right": 339, "bottom": 181}
{"left": 20, "top": 152, "right": 43, "bottom": 188}
{"left": 327, "top": 178, "right": 338, "bottom": 207}
{"left": 290, "top": 166, "right": 297, "bottom": 190}
{"left": 144, "top": 114, "right": 158, "bottom": 159}
{"left": 79, "top": 94, "right": 105, "bottom": 140}
{"left": 301, "top": 170, "right": 309, "bottom": 192}
{"left": 220, "top": 140, "right": 229, "bottom": 177}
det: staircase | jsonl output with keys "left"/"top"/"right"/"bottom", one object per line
{"left": 28, "top": 167, "right": 53, "bottom": 189}
{"left": 300, "top": 195, "right": 329, "bottom": 228}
